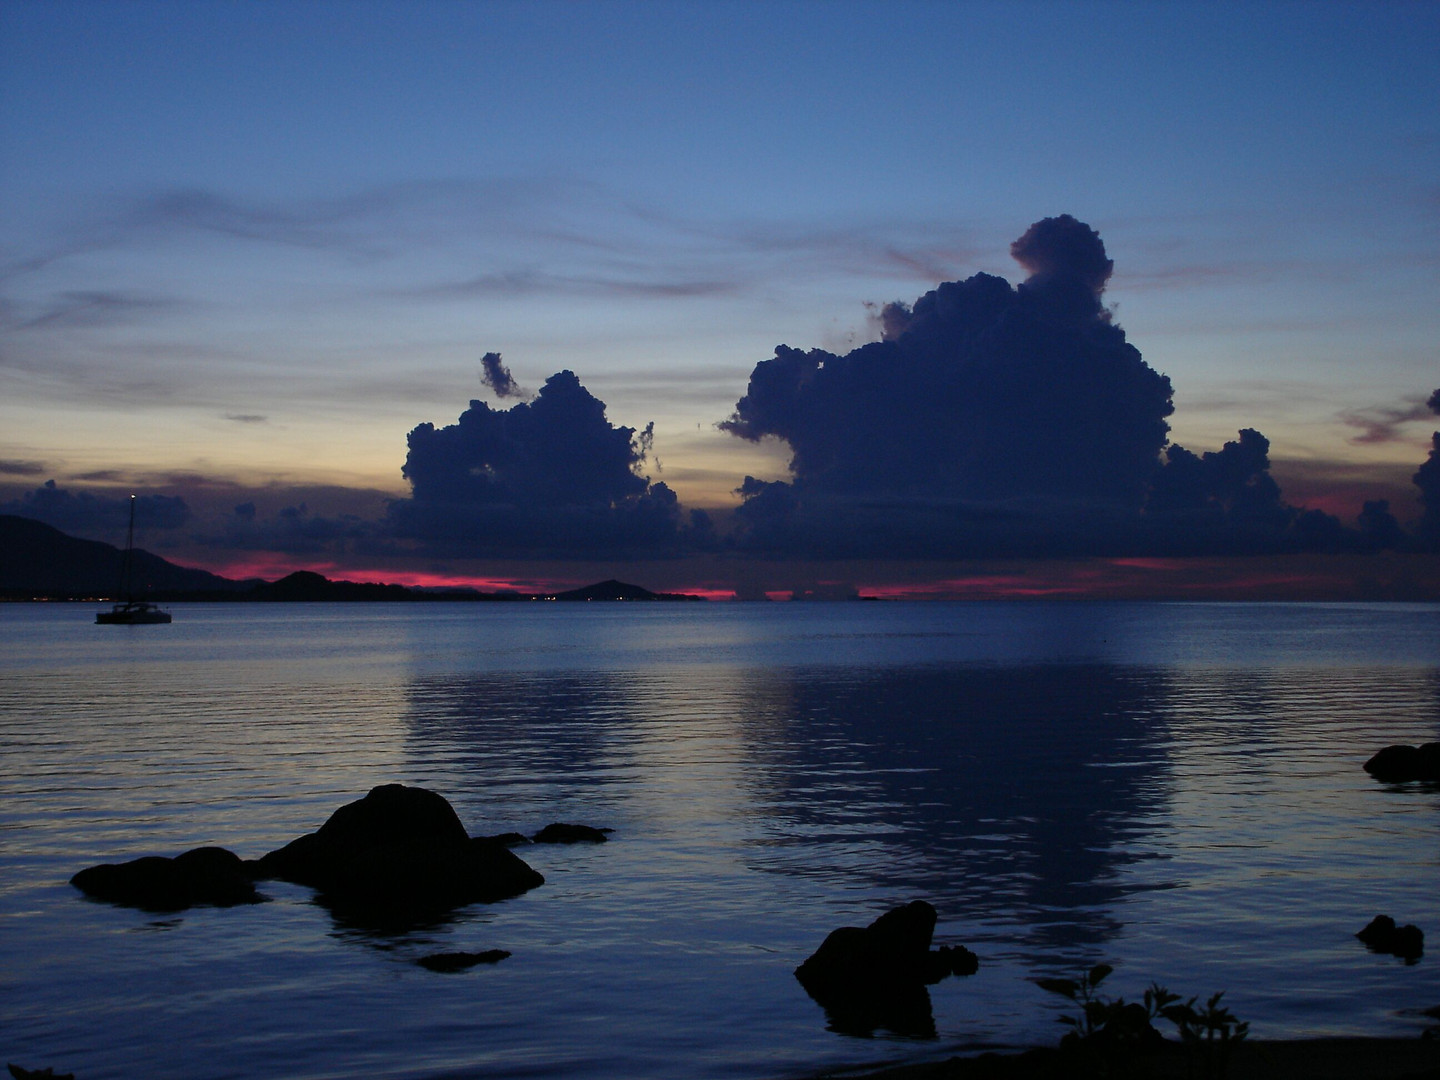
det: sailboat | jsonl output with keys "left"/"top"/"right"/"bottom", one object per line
{"left": 96, "top": 494, "right": 173, "bottom": 624}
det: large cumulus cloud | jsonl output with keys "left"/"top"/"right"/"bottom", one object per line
{"left": 722, "top": 215, "right": 1176, "bottom": 555}
{"left": 388, "top": 369, "right": 700, "bottom": 557}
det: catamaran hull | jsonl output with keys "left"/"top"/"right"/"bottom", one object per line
{"left": 96, "top": 604, "right": 172, "bottom": 625}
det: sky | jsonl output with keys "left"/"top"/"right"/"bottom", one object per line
{"left": 1, "top": 0, "right": 1438, "bottom": 599}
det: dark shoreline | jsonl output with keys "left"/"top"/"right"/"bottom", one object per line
{"left": 799, "top": 1036, "right": 1440, "bottom": 1079}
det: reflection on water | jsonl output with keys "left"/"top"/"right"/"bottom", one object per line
{"left": 3, "top": 602, "right": 1440, "bottom": 1080}
{"left": 732, "top": 665, "right": 1173, "bottom": 952}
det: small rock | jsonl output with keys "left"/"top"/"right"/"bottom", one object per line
{"left": 477, "top": 832, "right": 530, "bottom": 847}
{"left": 1363, "top": 743, "right": 1440, "bottom": 782}
{"left": 9, "top": 1066, "right": 75, "bottom": 1080}
{"left": 417, "top": 949, "right": 511, "bottom": 972}
{"left": 71, "top": 846, "right": 262, "bottom": 912}
{"left": 532, "top": 823, "right": 612, "bottom": 844}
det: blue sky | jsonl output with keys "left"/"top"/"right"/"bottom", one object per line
{"left": 1, "top": 0, "right": 1437, "bottom": 594}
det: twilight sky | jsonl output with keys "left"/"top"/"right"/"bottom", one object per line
{"left": 2, "top": 0, "right": 1438, "bottom": 598}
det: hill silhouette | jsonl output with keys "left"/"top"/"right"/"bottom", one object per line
{"left": 0, "top": 515, "right": 699, "bottom": 602}
{"left": 0, "top": 514, "right": 245, "bottom": 598}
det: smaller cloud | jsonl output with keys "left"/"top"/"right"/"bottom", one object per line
{"left": 390, "top": 368, "right": 694, "bottom": 558}
{"left": 479, "top": 352, "right": 529, "bottom": 400}
{"left": 223, "top": 413, "right": 269, "bottom": 424}
{"left": 11, "top": 289, "right": 180, "bottom": 331}
{"left": 0, "top": 460, "right": 46, "bottom": 477}
{"left": 1340, "top": 396, "right": 1436, "bottom": 444}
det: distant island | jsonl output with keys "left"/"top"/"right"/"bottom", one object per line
{"left": 0, "top": 515, "right": 701, "bottom": 602}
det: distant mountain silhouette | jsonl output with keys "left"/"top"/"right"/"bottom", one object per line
{"left": 0, "top": 514, "right": 245, "bottom": 598}
{"left": 550, "top": 578, "right": 699, "bottom": 601}
{"left": 251, "top": 570, "right": 412, "bottom": 602}
{"left": 0, "top": 515, "right": 699, "bottom": 602}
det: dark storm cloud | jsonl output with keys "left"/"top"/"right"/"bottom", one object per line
{"left": 479, "top": 352, "right": 528, "bottom": 400}
{"left": 389, "top": 369, "right": 707, "bottom": 558}
{"left": 0, "top": 480, "right": 190, "bottom": 537}
{"left": 721, "top": 216, "right": 1177, "bottom": 556}
{"left": 718, "top": 215, "right": 1409, "bottom": 559}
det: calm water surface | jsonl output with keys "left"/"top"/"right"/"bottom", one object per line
{"left": 2, "top": 601, "right": 1439, "bottom": 1079}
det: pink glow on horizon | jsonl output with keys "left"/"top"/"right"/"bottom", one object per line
{"left": 185, "top": 552, "right": 579, "bottom": 594}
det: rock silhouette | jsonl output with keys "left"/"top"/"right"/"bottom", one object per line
{"left": 253, "top": 784, "right": 544, "bottom": 920}
{"left": 1358, "top": 915, "right": 1425, "bottom": 961}
{"left": 71, "top": 845, "right": 263, "bottom": 912}
{"left": 532, "top": 822, "right": 612, "bottom": 844}
{"left": 1364, "top": 743, "right": 1440, "bottom": 782}
{"left": 794, "top": 900, "right": 978, "bottom": 1037}
{"left": 416, "top": 949, "right": 511, "bottom": 972}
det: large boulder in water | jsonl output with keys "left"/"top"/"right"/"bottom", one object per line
{"left": 1363, "top": 743, "right": 1440, "bottom": 782}
{"left": 72, "top": 846, "right": 263, "bottom": 912}
{"left": 794, "top": 900, "right": 978, "bottom": 1037}
{"left": 252, "top": 784, "right": 544, "bottom": 918}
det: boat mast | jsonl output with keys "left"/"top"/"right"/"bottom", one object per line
{"left": 120, "top": 493, "right": 136, "bottom": 601}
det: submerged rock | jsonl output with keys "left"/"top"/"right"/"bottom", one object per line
{"left": 71, "top": 846, "right": 263, "bottom": 912}
{"left": 252, "top": 784, "right": 544, "bottom": 919}
{"left": 1358, "top": 915, "right": 1424, "bottom": 961}
{"left": 417, "top": 949, "right": 511, "bottom": 972}
{"left": 795, "top": 900, "right": 979, "bottom": 1038}
{"left": 532, "top": 822, "right": 612, "bottom": 844}
{"left": 1363, "top": 743, "right": 1440, "bottom": 782}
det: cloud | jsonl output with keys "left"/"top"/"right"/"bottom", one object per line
{"left": 721, "top": 216, "right": 1177, "bottom": 556}
{"left": 1339, "top": 395, "right": 1436, "bottom": 444}
{"left": 0, "top": 460, "right": 46, "bottom": 477}
{"left": 717, "top": 215, "right": 1426, "bottom": 558}
{"left": 10, "top": 289, "right": 182, "bottom": 331}
{"left": 400, "top": 270, "right": 738, "bottom": 302}
{"left": 192, "top": 500, "right": 378, "bottom": 557}
{"left": 223, "top": 413, "right": 269, "bottom": 424}
{"left": 389, "top": 368, "right": 708, "bottom": 558}
{"left": 0, "top": 480, "right": 190, "bottom": 536}
{"left": 479, "top": 352, "right": 528, "bottom": 400}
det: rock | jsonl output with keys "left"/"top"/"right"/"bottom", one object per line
{"left": 478, "top": 831, "right": 531, "bottom": 847}
{"left": 1358, "top": 914, "right": 1424, "bottom": 961}
{"left": 9, "top": 1066, "right": 75, "bottom": 1080}
{"left": 71, "top": 846, "right": 263, "bottom": 912}
{"left": 797, "top": 900, "right": 957, "bottom": 990}
{"left": 794, "top": 901, "right": 979, "bottom": 1037}
{"left": 938, "top": 943, "right": 981, "bottom": 976}
{"left": 532, "top": 823, "right": 612, "bottom": 844}
{"left": 1363, "top": 743, "right": 1440, "bottom": 782}
{"left": 252, "top": 784, "right": 544, "bottom": 918}
{"left": 417, "top": 949, "right": 511, "bottom": 972}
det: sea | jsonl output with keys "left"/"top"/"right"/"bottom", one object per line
{"left": 2, "top": 600, "right": 1439, "bottom": 1080}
